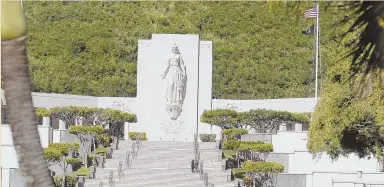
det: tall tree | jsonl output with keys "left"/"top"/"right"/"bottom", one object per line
{"left": 1, "top": 1, "right": 54, "bottom": 187}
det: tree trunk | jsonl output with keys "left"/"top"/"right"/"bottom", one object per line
{"left": 2, "top": 36, "right": 54, "bottom": 187}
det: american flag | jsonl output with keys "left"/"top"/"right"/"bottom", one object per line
{"left": 304, "top": 7, "right": 317, "bottom": 18}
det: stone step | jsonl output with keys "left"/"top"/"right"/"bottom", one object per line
{"left": 83, "top": 141, "right": 230, "bottom": 187}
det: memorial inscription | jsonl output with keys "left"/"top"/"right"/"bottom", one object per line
{"left": 111, "top": 100, "right": 131, "bottom": 112}
{"left": 160, "top": 120, "right": 186, "bottom": 135}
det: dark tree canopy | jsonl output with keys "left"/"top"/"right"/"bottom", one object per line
{"left": 24, "top": 1, "right": 351, "bottom": 99}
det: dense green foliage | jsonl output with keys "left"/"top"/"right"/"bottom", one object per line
{"left": 68, "top": 126, "right": 104, "bottom": 135}
{"left": 241, "top": 109, "right": 310, "bottom": 132}
{"left": 43, "top": 148, "right": 63, "bottom": 163}
{"left": 95, "top": 133, "right": 111, "bottom": 147}
{"left": 48, "top": 142, "right": 79, "bottom": 152}
{"left": 305, "top": 3, "right": 384, "bottom": 159}
{"left": 96, "top": 147, "right": 107, "bottom": 154}
{"left": 65, "top": 157, "right": 82, "bottom": 165}
{"left": 201, "top": 109, "right": 238, "bottom": 129}
{"left": 35, "top": 108, "right": 50, "bottom": 117}
{"left": 53, "top": 175, "right": 76, "bottom": 187}
{"left": 199, "top": 134, "right": 216, "bottom": 142}
{"left": 48, "top": 106, "right": 137, "bottom": 126}
{"left": 23, "top": 1, "right": 349, "bottom": 99}
{"left": 241, "top": 161, "right": 284, "bottom": 173}
{"left": 128, "top": 132, "right": 147, "bottom": 140}
{"left": 73, "top": 167, "right": 90, "bottom": 178}
{"left": 44, "top": 143, "right": 79, "bottom": 168}
{"left": 222, "top": 140, "right": 266, "bottom": 151}
{"left": 202, "top": 109, "right": 309, "bottom": 131}
{"left": 222, "top": 128, "right": 249, "bottom": 140}
{"left": 308, "top": 82, "right": 384, "bottom": 159}
{"left": 238, "top": 143, "right": 273, "bottom": 152}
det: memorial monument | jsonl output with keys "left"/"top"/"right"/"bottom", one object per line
{"left": 99, "top": 34, "right": 213, "bottom": 142}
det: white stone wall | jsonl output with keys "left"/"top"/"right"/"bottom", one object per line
{"left": 307, "top": 172, "right": 384, "bottom": 187}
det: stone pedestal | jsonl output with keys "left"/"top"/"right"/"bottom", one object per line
{"left": 59, "top": 120, "right": 66, "bottom": 130}
{"left": 97, "top": 156, "right": 105, "bottom": 168}
{"left": 38, "top": 125, "right": 50, "bottom": 148}
{"left": 89, "top": 166, "right": 96, "bottom": 179}
{"left": 124, "top": 122, "right": 129, "bottom": 140}
{"left": 76, "top": 176, "right": 85, "bottom": 187}
{"left": 42, "top": 117, "right": 50, "bottom": 127}
{"left": 295, "top": 123, "right": 303, "bottom": 132}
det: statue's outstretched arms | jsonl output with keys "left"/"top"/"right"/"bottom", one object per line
{"left": 161, "top": 59, "right": 170, "bottom": 79}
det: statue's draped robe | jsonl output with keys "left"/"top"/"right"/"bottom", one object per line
{"left": 165, "top": 53, "right": 187, "bottom": 110}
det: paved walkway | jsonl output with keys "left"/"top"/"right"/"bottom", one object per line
{"left": 85, "top": 140, "right": 233, "bottom": 187}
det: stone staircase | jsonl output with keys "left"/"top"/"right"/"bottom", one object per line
{"left": 84, "top": 140, "right": 233, "bottom": 187}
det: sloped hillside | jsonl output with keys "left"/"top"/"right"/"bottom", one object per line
{"left": 24, "top": 1, "right": 350, "bottom": 99}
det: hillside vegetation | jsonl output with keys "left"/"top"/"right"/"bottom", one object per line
{"left": 24, "top": 1, "right": 349, "bottom": 99}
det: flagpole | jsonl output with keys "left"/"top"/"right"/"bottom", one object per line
{"left": 314, "top": 4, "right": 319, "bottom": 102}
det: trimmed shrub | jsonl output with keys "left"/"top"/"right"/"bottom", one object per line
{"left": 48, "top": 143, "right": 78, "bottom": 153}
{"left": 200, "top": 109, "right": 239, "bottom": 129}
{"left": 53, "top": 174, "right": 76, "bottom": 187}
{"left": 199, "top": 134, "right": 217, "bottom": 142}
{"left": 222, "top": 128, "right": 248, "bottom": 140}
{"left": 88, "top": 153, "right": 97, "bottom": 159}
{"left": 223, "top": 140, "right": 241, "bottom": 150}
{"left": 241, "top": 161, "right": 284, "bottom": 173}
{"left": 243, "top": 176, "right": 253, "bottom": 186}
{"left": 223, "top": 140, "right": 265, "bottom": 150}
{"left": 43, "top": 148, "right": 63, "bottom": 161}
{"left": 68, "top": 125, "right": 104, "bottom": 135}
{"left": 128, "top": 132, "right": 146, "bottom": 140}
{"left": 96, "top": 147, "right": 107, "bottom": 154}
{"left": 96, "top": 133, "right": 111, "bottom": 147}
{"left": 237, "top": 143, "right": 273, "bottom": 152}
{"left": 66, "top": 158, "right": 82, "bottom": 171}
{"left": 65, "top": 158, "right": 82, "bottom": 165}
{"left": 35, "top": 108, "right": 51, "bottom": 117}
{"left": 73, "top": 167, "right": 90, "bottom": 178}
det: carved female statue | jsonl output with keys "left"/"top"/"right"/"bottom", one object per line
{"left": 161, "top": 43, "right": 187, "bottom": 120}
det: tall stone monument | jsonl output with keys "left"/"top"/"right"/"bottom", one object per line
{"left": 130, "top": 34, "right": 213, "bottom": 142}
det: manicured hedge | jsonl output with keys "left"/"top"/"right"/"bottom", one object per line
{"left": 223, "top": 140, "right": 267, "bottom": 151}
{"left": 241, "top": 161, "right": 284, "bottom": 173}
{"left": 35, "top": 108, "right": 51, "bottom": 117}
{"left": 128, "top": 132, "right": 147, "bottom": 140}
{"left": 96, "top": 133, "right": 111, "bottom": 147}
{"left": 53, "top": 175, "right": 77, "bottom": 187}
{"left": 68, "top": 126, "right": 104, "bottom": 135}
{"left": 237, "top": 143, "right": 273, "bottom": 152}
{"left": 201, "top": 109, "right": 238, "bottom": 129}
{"left": 48, "top": 143, "right": 79, "bottom": 152}
{"left": 199, "top": 134, "right": 217, "bottom": 142}
{"left": 96, "top": 147, "right": 107, "bottom": 154}
{"left": 39, "top": 106, "right": 137, "bottom": 126}
{"left": 222, "top": 128, "right": 248, "bottom": 140}
{"left": 65, "top": 157, "right": 82, "bottom": 164}
{"left": 73, "top": 167, "right": 90, "bottom": 178}
{"left": 23, "top": 2, "right": 350, "bottom": 99}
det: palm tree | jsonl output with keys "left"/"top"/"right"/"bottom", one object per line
{"left": 1, "top": 1, "right": 54, "bottom": 187}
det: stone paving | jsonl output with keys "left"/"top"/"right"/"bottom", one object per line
{"left": 84, "top": 140, "right": 233, "bottom": 187}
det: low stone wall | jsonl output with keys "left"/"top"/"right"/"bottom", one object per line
{"left": 276, "top": 174, "right": 306, "bottom": 187}
{"left": 266, "top": 153, "right": 290, "bottom": 173}
{"left": 241, "top": 133, "right": 272, "bottom": 143}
